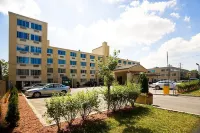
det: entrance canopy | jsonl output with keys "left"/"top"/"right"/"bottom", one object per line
{"left": 114, "top": 64, "right": 159, "bottom": 84}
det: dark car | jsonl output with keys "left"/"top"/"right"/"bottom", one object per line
{"left": 83, "top": 81, "right": 97, "bottom": 87}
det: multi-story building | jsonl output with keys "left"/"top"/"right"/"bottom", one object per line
{"left": 8, "top": 12, "right": 138, "bottom": 88}
{"left": 148, "top": 66, "right": 189, "bottom": 82}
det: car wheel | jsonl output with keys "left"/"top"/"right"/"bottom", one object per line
{"left": 61, "top": 90, "right": 67, "bottom": 94}
{"left": 155, "top": 86, "right": 160, "bottom": 90}
{"left": 33, "top": 92, "right": 41, "bottom": 98}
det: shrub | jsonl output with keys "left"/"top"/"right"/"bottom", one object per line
{"left": 138, "top": 72, "right": 149, "bottom": 93}
{"left": 102, "top": 82, "right": 141, "bottom": 111}
{"left": 5, "top": 87, "right": 19, "bottom": 127}
{"left": 61, "top": 94, "right": 80, "bottom": 127}
{"left": 76, "top": 90, "right": 100, "bottom": 120}
{"left": 177, "top": 80, "right": 200, "bottom": 93}
{"left": 45, "top": 94, "right": 63, "bottom": 132}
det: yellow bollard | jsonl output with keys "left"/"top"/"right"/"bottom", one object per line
{"left": 163, "top": 84, "right": 169, "bottom": 95}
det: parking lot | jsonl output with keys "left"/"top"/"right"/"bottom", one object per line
{"left": 25, "top": 87, "right": 200, "bottom": 126}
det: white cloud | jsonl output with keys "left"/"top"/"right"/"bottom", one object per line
{"left": 130, "top": 0, "right": 140, "bottom": 7}
{"left": 140, "top": 33, "right": 200, "bottom": 69}
{"left": 142, "top": 46, "right": 150, "bottom": 51}
{"left": 0, "top": 0, "right": 40, "bottom": 18}
{"left": 184, "top": 16, "right": 190, "bottom": 22}
{"left": 187, "top": 25, "right": 191, "bottom": 29}
{"left": 170, "top": 12, "right": 180, "bottom": 18}
{"left": 118, "top": 5, "right": 126, "bottom": 8}
{"left": 102, "top": 0, "right": 124, "bottom": 4}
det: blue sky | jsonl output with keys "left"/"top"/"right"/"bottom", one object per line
{"left": 0, "top": 0, "right": 200, "bottom": 70}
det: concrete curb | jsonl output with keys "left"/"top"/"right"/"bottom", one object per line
{"left": 178, "top": 94, "right": 200, "bottom": 97}
{"left": 22, "top": 93, "right": 48, "bottom": 126}
{"left": 153, "top": 105, "right": 200, "bottom": 116}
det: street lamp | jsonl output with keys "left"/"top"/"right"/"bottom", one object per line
{"left": 196, "top": 63, "right": 200, "bottom": 80}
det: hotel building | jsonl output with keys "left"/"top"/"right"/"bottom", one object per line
{"left": 8, "top": 12, "right": 139, "bottom": 88}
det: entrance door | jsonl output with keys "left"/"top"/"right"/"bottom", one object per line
{"left": 117, "top": 76, "right": 123, "bottom": 85}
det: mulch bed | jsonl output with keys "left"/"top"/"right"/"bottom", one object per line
{"left": 0, "top": 93, "right": 114, "bottom": 133}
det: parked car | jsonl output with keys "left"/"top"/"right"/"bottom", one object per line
{"left": 83, "top": 81, "right": 97, "bottom": 87}
{"left": 24, "top": 83, "right": 70, "bottom": 98}
{"left": 189, "top": 78, "right": 199, "bottom": 81}
{"left": 22, "top": 83, "right": 47, "bottom": 91}
{"left": 151, "top": 80, "right": 180, "bottom": 90}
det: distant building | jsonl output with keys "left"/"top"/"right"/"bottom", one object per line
{"left": 148, "top": 66, "right": 189, "bottom": 82}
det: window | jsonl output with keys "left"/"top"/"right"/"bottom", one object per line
{"left": 128, "top": 62, "right": 131, "bottom": 65}
{"left": 31, "top": 34, "right": 42, "bottom": 42}
{"left": 132, "top": 62, "right": 135, "bottom": 65}
{"left": 81, "top": 53, "right": 86, "bottom": 58}
{"left": 17, "top": 56, "right": 29, "bottom": 64}
{"left": 58, "top": 59, "right": 66, "bottom": 64}
{"left": 47, "top": 68, "right": 53, "bottom": 73}
{"left": 90, "top": 63, "right": 95, "bottom": 67}
{"left": 31, "top": 58, "right": 41, "bottom": 64}
{"left": 90, "top": 70, "right": 95, "bottom": 74}
{"left": 70, "top": 69, "right": 77, "bottom": 73}
{"left": 81, "top": 62, "right": 86, "bottom": 66}
{"left": 81, "top": 70, "right": 87, "bottom": 73}
{"left": 81, "top": 79, "right": 87, "bottom": 82}
{"left": 17, "top": 19, "right": 29, "bottom": 28}
{"left": 16, "top": 69, "right": 29, "bottom": 75}
{"left": 123, "top": 61, "right": 126, "bottom": 65}
{"left": 118, "top": 60, "right": 121, "bottom": 63}
{"left": 31, "top": 23, "right": 42, "bottom": 31}
{"left": 58, "top": 50, "right": 66, "bottom": 55}
{"left": 47, "top": 48, "right": 53, "bottom": 54}
{"left": 58, "top": 68, "right": 66, "bottom": 73}
{"left": 31, "top": 46, "right": 41, "bottom": 53}
{"left": 161, "top": 69, "right": 165, "bottom": 72}
{"left": 70, "top": 52, "right": 76, "bottom": 57}
{"left": 16, "top": 45, "right": 29, "bottom": 52}
{"left": 47, "top": 58, "right": 53, "bottom": 64}
{"left": 70, "top": 61, "right": 77, "bottom": 65}
{"left": 17, "top": 31, "right": 29, "bottom": 40}
{"left": 47, "top": 79, "right": 53, "bottom": 83}
{"left": 172, "top": 73, "right": 176, "bottom": 76}
{"left": 90, "top": 55, "right": 95, "bottom": 59}
{"left": 31, "top": 70, "right": 41, "bottom": 75}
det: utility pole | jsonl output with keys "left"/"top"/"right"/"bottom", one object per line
{"left": 179, "top": 63, "right": 182, "bottom": 81}
{"left": 0, "top": 63, "right": 2, "bottom": 80}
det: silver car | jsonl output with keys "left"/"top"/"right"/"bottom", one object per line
{"left": 25, "top": 83, "right": 70, "bottom": 98}
{"left": 22, "top": 83, "right": 47, "bottom": 91}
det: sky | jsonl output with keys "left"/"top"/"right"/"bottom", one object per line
{"left": 0, "top": 0, "right": 200, "bottom": 70}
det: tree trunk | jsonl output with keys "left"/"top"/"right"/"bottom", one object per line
{"left": 107, "top": 85, "right": 110, "bottom": 114}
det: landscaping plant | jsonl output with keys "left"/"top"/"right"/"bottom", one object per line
{"left": 177, "top": 80, "right": 200, "bottom": 93}
{"left": 5, "top": 87, "right": 19, "bottom": 127}
{"left": 138, "top": 72, "right": 149, "bottom": 93}
{"left": 76, "top": 90, "right": 100, "bottom": 120}
{"left": 45, "top": 94, "right": 63, "bottom": 132}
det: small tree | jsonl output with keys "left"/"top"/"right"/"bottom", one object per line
{"left": 98, "top": 50, "right": 119, "bottom": 112}
{"left": 0, "top": 59, "right": 9, "bottom": 80}
{"left": 138, "top": 72, "right": 149, "bottom": 93}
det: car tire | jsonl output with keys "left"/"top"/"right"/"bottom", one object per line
{"left": 33, "top": 92, "right": 41, "bottom": 98}
{"left": 61, "top": 90, "right": 67, "bottom": 94}
{"left": 155, "top": 86, "right": 160, "bottom": 90}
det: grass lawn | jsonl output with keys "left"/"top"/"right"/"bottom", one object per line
{"left": 72, "top": 105, "right": 200, "bottom": 133}
{"left": 182, "top": 89, "right": 200, "bottom": 96}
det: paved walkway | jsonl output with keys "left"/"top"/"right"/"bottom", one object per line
{"left": 25, "top": 87, "right": 200, "bottom": 126}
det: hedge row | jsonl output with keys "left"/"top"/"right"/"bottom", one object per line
{"left": 45, "top": 82, "right": 141, "bottom": 132}
{"left": 5, "top": 87, "right": 19, "bottom": 127}
{"left": 177, "top": 80, "right": 200, "bottom": 93}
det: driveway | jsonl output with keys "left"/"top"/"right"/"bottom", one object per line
{"left": 25, "top": 86, "right": 200, "bottom": 126}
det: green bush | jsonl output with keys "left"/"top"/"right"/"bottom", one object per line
{"left": 76, "top": 90, "right": 100, "bottom": 120}
{"left": 61, "top": 94, "right": 80, "bottom": 127}
{"left": 102, "top": 82, "right": 141, "bottom": 111}
{"left": 45, "top": 94, "right": 63, "bottom": 132}
{"left": 5, "top": 87, "right": 19, "bottom": 127}
{"left": 177, "top": 80, "right": 200, "bottom": 93}
{"left": 138, "top": 72, "right": 149, "bottom": 93}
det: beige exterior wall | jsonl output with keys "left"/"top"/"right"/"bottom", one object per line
{"left": 9, "top": 12, "right": 139, "bottom": 87}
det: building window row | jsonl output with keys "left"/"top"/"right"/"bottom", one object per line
{"left": 17, "top": 57, "right": 41, "bottom": 64}
{"left": 31, "top": 34, "right": 42, "bottom": 42}
{"left": 58, "top": 68, "right": 66, "bottom": 73}
{"left": 90, "top": 63, "right": 95, "bottom": 67}
{"left": 70, "top": 69, "right": 77, "bottom": 74}
{"left": 81, "top": 70, "right": 87, "bottom": 73}
{"left": 58, "top": 59, "right": 66, "bottom": 64}
{"left": 47, "top": 58, "right": 53, "bottom": 64}
{"left": 70, "top": 61, "right": 76, "bottom": 65}
{"left": 31, "top": 58, "right": 41, "bottom": 64}
{"left": 81, "top": 53, "right": 86, "bottom": 58}
{"left": 16, "top": 45, "right": 29, "bottom": 52}
{"left": 58, "top": 50, "right": 66, "bottom": 55}
{"left": 47, "top": 68, "right": 53, "bottom": 73}
{"left": 17, "top": 19, "right": 42, "bottom": 31}
{"left": 17, "top": 31, "right": 29, "bottom": 40}
{"left": 70, "top": 52, "right": 77, "bottom": 57}
{"left": 81, "top": 62, "right": 86, "bottom": 66}
{"left": 31, "top": 46, "right": 41, "bottom": 53}
{"left": 90, "top": 55, "right": 95, "bottom": 59}
{"left": 90, "top": 70, "right": 95, "bottom": 74}
{"left": 16, "top": 69, "right": 41, "bottom": 76}
{"left": 47, "top": 48, "right": 53, "bottom": 54}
